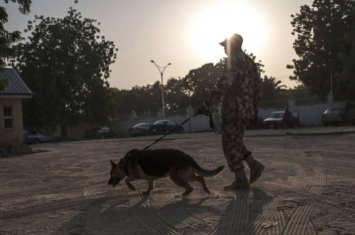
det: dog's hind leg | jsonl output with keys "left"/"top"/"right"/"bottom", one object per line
{"left": 189, "top": 175, "right": 211, "bottom": 194}
{"left": 142, "top": 180, "right": 155, "bottom": 195}
{"left": 173, "top": 179, "right": 193, "bottom": 197}
{"left": 170, "top": 169, "right": 193, "bottom": 197}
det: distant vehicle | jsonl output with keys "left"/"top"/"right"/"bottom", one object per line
{"left": 322, "top": 108, "right": 355, "bottom": 126}
{"left": 149, "top": 120, "right": 184, "bottom": 135}
{"left": 84, "top": 127, "right": 118, "bottom": 140}
{"left": 263, "top": 111, "right": 300, "bottom": 129}
{"left": 128, "top": 123, "right": 152, "bottom": 137}
{"left": 23, "top": 131, "right": 55, "bottom": 144}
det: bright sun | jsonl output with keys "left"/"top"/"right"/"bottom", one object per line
{"left": 190, "top": 1, "right": 266, "bottom": 60}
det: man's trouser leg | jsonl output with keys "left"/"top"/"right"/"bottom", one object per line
{"left": 222, "top": 118, "right": 246, "bottom": 171}
{"left": 221, "top": 116, "right": 250, "bottom": 190}
{"left": 241, "top": 142, "right": 265, "bottom": 184}
{"left": 221, "top": 115, "right": 265, "bottom": 185}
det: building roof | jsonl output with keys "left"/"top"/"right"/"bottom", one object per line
{"left": 0, "top": 68, "right": 32, "bottom": 97}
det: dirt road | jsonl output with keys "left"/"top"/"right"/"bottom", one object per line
{"left": 1, "top": 133, "right": 354, "bottom": 234}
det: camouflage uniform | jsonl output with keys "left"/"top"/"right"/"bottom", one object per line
{"left": 216, "top": 49, "right": 261, "bottom": 172}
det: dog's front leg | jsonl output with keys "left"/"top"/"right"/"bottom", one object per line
{"left": 125, "top": 175, "right": 138, "bottom": 191}
{"left": 142, "top": 180, "right": 155, "bottom": 195}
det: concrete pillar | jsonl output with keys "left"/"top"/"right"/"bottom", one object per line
{"left": 186, "top": 106, "right": 194, "bottom": 133}
{"left": 288, "top": 96, "right": 295, "bottom": 109}
{"left": 130, "top": 110, "right": 137, "bottom": 120}
{"left": 328, "top": 92, "right": 334, "bottom": 109}
{"left": 156, "top": 108, "right": 162, "bottom": 118}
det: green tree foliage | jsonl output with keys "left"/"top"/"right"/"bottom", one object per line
{"left": 337, "top": 16, "right": 355, "bottom": 107}
{"left": 113, "top": 62, "right": 223, "bottom": 115}
{"left": 288, "top": 0, "right": 355, "bottom": 96}
{"left": 180, "top": 53, "right": 265, "bottom": 108}
{"left": 113, "top": 52, "right": 266, "bottom": 114}
{"left": 3, "top": 0, "right": 31, "bottom": 14}
{"left": 14, "top": 7, "right": 118, "bottom": 137}
{"left": 164, "top": 77, "right": 189, "bottom": 110}
{"left": 247, "top": 52, "right": 265, "bottom": 74}
{"left": 180, "top": 61, "right": 224, "bottom": 107}
{"left": 0, "top": 0, "right": 31, "bottom": 90}
{"left": 261, "top": 76, "right": 287, "bottom": 100}
{"left": 113, "top": 82, "right": 162, "bottom": 115}
{"left": 288, "top": 84, "right": 312, "bottom": 98}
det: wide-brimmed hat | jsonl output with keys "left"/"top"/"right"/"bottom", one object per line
{"left": 219, "top": 34, "right": 243, "bottom": 47}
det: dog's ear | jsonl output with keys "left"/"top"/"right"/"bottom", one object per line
{"left": 110, "top": 159, "right": 116, "bottom": 167}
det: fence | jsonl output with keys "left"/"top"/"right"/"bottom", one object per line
{"left": 294, "top": 96, "right": 328, "bottom": 106}
{"left": 260, "top": 98, "right": 288, "bottom": 109}
{"left": 115, "top": 108, "right": 188, "bottom": 121}
{"left": 63, "top": 94, "right": 344, "bottom": 139}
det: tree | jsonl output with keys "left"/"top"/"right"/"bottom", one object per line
{"left": 261, "top": 76, "right": 287, "bottom": 100}
{"left": 14, "top": 6, "right": 118, "bottom": 137}
{"left": 0, "top": 0, "right": 32, "bottom": 90}
{"left": 181, "top": 53, "right": 264, "bottom": 107}
{"left": 164, "top": 77, "right": 189, "bottom": 110}
{"left": 113, "top": 82, "right": 162, "bottom": 115}
{"left": 181, "top": 61, "right": 224, "bottom": 107}
{"left": 112, "top": 53, "right": 265, "bottom": 114}
{"left": 288, "top": 0, "right": 355, "bottom": 96}
{"left": 288, "top": 84, "right": 312, "bottom": 98}
{"left": 247, "top": 52, "right": 265, "bottom": 74}
{"left": 336, "top": 14, "right": 355, "bottom": 107}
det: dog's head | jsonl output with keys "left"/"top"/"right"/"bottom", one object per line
{"left": 108, "top": 159, "right": 127, "bottom": 187}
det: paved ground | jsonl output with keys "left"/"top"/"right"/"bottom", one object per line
{"left": 1, "top": 127, "right": 355, "bottom": 235}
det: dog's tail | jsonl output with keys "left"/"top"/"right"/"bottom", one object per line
{"left": 192, "top": 161, "right": 224, "bottom": 177}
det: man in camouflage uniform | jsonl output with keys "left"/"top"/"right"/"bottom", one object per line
{"left": 209, "top": 34, "right": 265, "bottom": 190}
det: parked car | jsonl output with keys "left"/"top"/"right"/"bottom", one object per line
{"left": 321, "top": 108, "right": 355, "bottom": 126}
{"left": 128, "top": 123, "right": 152, "bottom": 137}
{"left": 263, "top": 111, "right": 300, "bottom": 129}
{"left": 149, "top": 120, "right": 184, "bottom": 135}
{"left": 84, "top": 127, "right": 118, "bottom": 140}
{"left": 23, "top": 131, "right": 55, "bottom": 144}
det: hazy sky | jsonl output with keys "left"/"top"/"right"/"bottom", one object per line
{"left": 4, "top": 0, "right": 313, "bottom": 90}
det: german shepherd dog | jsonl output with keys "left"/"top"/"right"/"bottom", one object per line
{"left": 108, "top": 149, "right": 224, "bottom": 196}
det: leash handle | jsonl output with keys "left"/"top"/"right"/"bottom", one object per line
{"left": 143, "top": 112, "right": 200, "bottom": 150}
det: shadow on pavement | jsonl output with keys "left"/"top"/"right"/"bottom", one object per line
{"left": 212, "top": 188, "right": 273, "bottom": 235}
{"left": 53, "top": 192, "right": 224, "bottom": 235}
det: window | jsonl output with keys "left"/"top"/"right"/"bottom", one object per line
{"left": 101, "top": 127, "right": 109, "bottom": 132}
{"left": 3, "top": 106, "right": 13, "bottom": 129}
{"left": 271, "top": 112, "right": 283, "bottom": 118}
{"left": 153, "top": 120, "right": 165, "bottom": 125}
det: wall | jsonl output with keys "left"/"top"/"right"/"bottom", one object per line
{"left": 0, "top": 98, "right": 23, "bottom": 145}
{"left": 64, "top": 95, "right": 344, "bottom": 139}
{"left": 62, "top": 107, "right": 211, "bottom": 140}
{"left": 258, "top": 96, "right": 344, "bottom": 126}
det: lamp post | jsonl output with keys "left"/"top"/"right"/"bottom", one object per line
{"left": 150, "top": 60, "right": 171, "bottom": 118}
{"left": 329, "top": 59, "right": 334, "bottom": 108}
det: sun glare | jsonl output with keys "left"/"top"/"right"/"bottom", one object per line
{"left": 190, "top": 1, "right": 266, "bottom": 60}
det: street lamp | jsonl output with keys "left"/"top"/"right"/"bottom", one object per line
{"left": 329, "top": 59, "right": 334, "bottom": 108}
{"left": 151, "top": 60, "right": 172, "bottom": 118}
